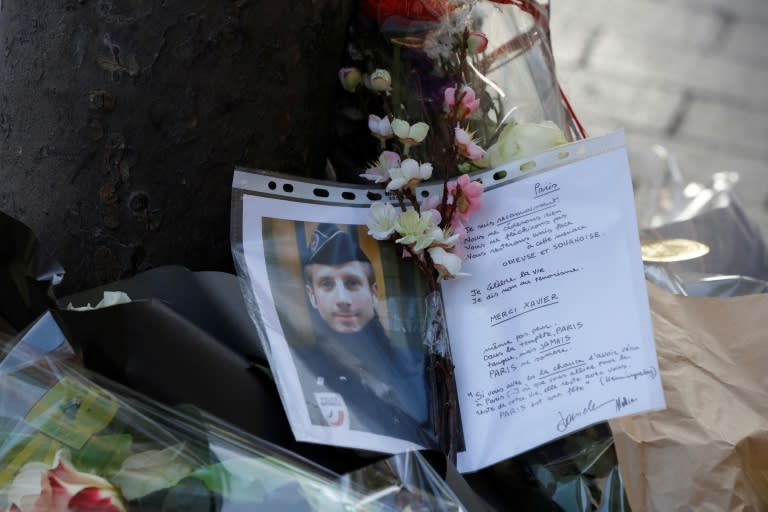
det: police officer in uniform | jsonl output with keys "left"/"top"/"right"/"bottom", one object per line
{"left": 295, "top": 223, "right": 436, "bottom": 448}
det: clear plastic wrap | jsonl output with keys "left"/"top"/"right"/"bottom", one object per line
{"left": 0, "top": 315, "right": 469, "bottom": 511}
{"left": 518, "top": 424, "right": 629, "bottom": 511}
{"left": 343, "top": 451, "right": 469, "bottom": 511}
{"left": 329, "top": 0, "right": 583, "bottom": 182}
{"left": 630, "top": 146, "right": 768, "bottom": 297}
{"left": 459, "top": 422, "right": 628, "bottom": 511}
{"left": 0, "top": 334, "right": 345, "bottom": 511}
{"left": 0, "top": 318, "right": 15, "bottom": 347}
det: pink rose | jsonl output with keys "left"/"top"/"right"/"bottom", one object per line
{"left": 6, "top": 454, "right": 126, "bottom": 512}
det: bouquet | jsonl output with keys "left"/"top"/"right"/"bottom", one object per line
{"left": 0, "top": 321, "right": 466, "bottom": 511}
{"left": 328, "top": 0, "right": 584, "bottom": 184}
{"left": 328, "top": 0, "right": 581, "bottom": 462}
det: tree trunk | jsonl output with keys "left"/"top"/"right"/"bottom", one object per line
{"left": 0, "top": 0, "right": 353, "bottom": 294}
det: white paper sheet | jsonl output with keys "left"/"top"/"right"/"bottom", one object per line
{"left": 233, "top": 130, "right": 665, "bottom": 472}
{"left": 441, "top": 136, "right": 665, "bottom": 472}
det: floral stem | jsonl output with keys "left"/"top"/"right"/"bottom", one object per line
{"left": 357, "top": 87, "right": 369, "bottom": 118}
{"left": 440, "top": 137, "right": 458, "bottom": 216}
{"left": 380, "top": 94, "right": 392, "bottom": 118}
{"left": 423, "top": 268, "right": 460, "bottom": 465}
{"left": 444, "top": 188, "right": 462, "bottom": 229}
{"left": 459, "top": 29, "right": 470, "bottom": 84}
{"left": 403, "top": 189, "right": 421, "bottom": 212}
{"left": 396, "top": 192, "right": 407, "bottom": 213}
{"left": 392, "top": 44, "right": 402, "bottom": 118}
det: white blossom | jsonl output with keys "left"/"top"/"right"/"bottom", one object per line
{"left": 391, "top": 119, "right": 430, "bottom": 148}
{"left": 369, "top": 69, "right": 392, "bottom": 93}
{"left": 394, "top": 209, "right": 438, "bottom": 253}
{"left": 366, "top": 202, "right": 399, "bottom": 240}
{"left": 386, "top": 159, "right": 433, "bottom": 191}
{"left": 368, "top": 114, "right": 393, "bottom": 141}
{"left": 428, "top": 246, "right": 467, "bottom": 279}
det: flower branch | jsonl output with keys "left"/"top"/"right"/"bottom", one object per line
{"left": 335, "top": 0, "right": 573, "bottom": 464}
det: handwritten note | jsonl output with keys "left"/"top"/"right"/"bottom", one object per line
{"left": 442, "top": 137, "right": 665, "bottom": 472}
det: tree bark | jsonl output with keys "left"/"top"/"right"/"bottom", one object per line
{"left": 0, "top": 0, "right": 353, "bottom": 294}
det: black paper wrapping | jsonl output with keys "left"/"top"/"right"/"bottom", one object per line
{"left": 51, "top": 300, "right": 378, "bottom": 474}
{"left": 57, "top": 266, "right": 265, "bottom": 361}
{"left": 0, "top": 210, "right": 63, "bottom": 332}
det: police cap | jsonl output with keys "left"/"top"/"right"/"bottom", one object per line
{"left": 306, "top": 223, "right": 371, "bottom": 266}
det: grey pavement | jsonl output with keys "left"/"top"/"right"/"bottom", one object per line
{"left": 551, "top": 0, "right": 768, "bottom": 237}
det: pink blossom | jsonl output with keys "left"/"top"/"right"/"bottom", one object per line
{"left": 450, "top": 216, "right": 468, "bottom": 241}
{"left": 448, "top": 174, "right": 483, "bottom": 222}
{"left": 451, "top": 236, "right": 467, "bottom": 260}
{"left": 360, "top": 151, "right": 401, "bottom": 183}
{"left": 444, "top": 86, "right": 481, "bottom": 120}
{"left": 454, "top": 126, "right": 485, "bottom": 161}
{"left": 467, "top": 32, "right": 488, "bottom": 54}
{"left": 421, "top": 194, "right": 443, "bottom": 224}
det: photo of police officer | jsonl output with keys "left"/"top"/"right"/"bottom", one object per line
{"left": 293, "top": 223, "right": 436, "bottom": 448}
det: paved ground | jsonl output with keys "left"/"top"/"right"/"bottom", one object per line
{"left": 551, "top": 0, "right": 768, "bottom": 237}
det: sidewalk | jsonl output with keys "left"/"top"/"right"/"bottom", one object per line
{"left": 551, "top": 0, "right": 768, "bottom": 237}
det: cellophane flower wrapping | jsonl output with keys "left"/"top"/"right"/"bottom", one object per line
{"left": 0, "top": 318, "right": 465, "bottom": 511}
{"left": 342, "top": 451, "right": 466, "bottom": 511}
{"left": 630, "top": 148, "right": 768, "bottom": 296}
{"left": 322, "top": 0, "right": 583, "bottom": 464}
{"left": 328, "top": 0, "right": 581, "bottom": 182}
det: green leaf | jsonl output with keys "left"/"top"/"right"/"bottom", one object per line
{"left": 189, "top": 456, "right": 344, "bottom": 508}
{"left": 190, "top": 458, "right": 271, "bottom": 502}
{"left": 0, "top": 432, "right": 60, "bottom": 487}
{"left": 72, "top": 434, "right": 133, "bottom": 477}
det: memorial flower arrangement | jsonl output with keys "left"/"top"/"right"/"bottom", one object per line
{"left": 0, "top": 344, "right": 375, "bottom": 512}
{"left": 336, "top": 0, "right": 576, "bottom": 284}
{"left": 334, "top": 0, "right": 575, "bottom": 462}
{"left": 329, "top": 0, "right": 580, "bottom": 184}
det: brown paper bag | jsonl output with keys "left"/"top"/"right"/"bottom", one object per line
{"left": 609, "top": 283, "right": 768, "bottom": 511}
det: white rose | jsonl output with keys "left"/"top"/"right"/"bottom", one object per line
{"left": 487, "top": 121, "right": 567, "bottom": 168}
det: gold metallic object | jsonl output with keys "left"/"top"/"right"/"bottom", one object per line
{"left": 641, "top": 238, "right": 710, "bottom": 263}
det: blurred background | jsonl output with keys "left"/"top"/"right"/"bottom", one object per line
{"left": 551, "top": 0, "right": 768, "bottom": 237}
